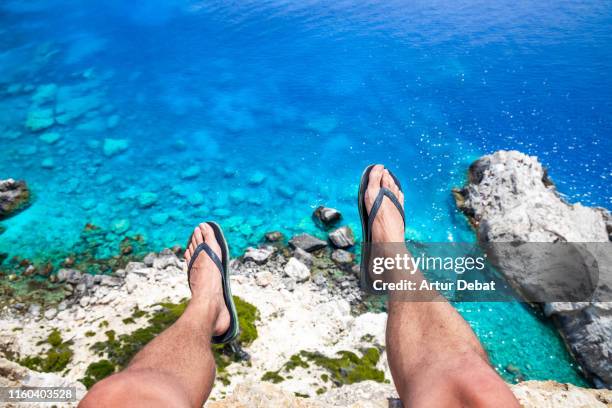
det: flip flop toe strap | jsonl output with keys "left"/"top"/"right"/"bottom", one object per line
{"left": 187, "top": 242, "right": 223, "bottom": 290}
{"left": 367, "top": 187, "right": 405, "bottom": 241}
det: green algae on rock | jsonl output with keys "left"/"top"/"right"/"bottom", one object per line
{"left": 262, "top": 348, "right": 385, "bottom": 387}
{"left": 301, "top": 348, "right": 385, "bottom": 385}
{"left": 261, "top": 370, "right": 286, "bottom": 384}
{"left": 19, "top": 329, "right": 73, "bottom": 373}
{"left": 80, "top": 359, "right": 115, "bottom": 389}
{"left": 84, "top": 296, "right": 260, "bottom": 388}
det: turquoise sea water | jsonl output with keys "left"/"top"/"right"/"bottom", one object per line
{"left": 2, "top": 0, "right": 611, "bottom": 385}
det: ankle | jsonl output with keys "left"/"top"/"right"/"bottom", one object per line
{"left": 182, "top": 298, "right": 220, "bottom": 329}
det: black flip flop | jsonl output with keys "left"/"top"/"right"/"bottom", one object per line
{"left": 187, "top": 222, "right": 239, "bottom": 344}
{"left": 358, "top": 165, "right": 406, "bottom": 292}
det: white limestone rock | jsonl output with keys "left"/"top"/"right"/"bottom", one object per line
{"left": 284, "top": 257, "right": 310, "bottom": 282}
{"left": 454, "top": 150, "right": 612, "bottom": 388}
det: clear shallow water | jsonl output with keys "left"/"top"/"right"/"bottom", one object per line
{"left": 2, "top": 0, "right": 611, "bottom": 385}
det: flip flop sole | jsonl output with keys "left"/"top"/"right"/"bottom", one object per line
{"left": 207, "top": 221, "right": 240, "bottom": 344}
{"left": 358, "top": 165, "right": 376, "bottom": 291}
{"left": 358, "top": 165, "right": 404, "bottom": 293}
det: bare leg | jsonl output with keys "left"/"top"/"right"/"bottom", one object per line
{"left": 79, "top": 223, "right": 230, "bottom": 408}
{"left": 364, "top": 165, "right": 519, "bottom": 407}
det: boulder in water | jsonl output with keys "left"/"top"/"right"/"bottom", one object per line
{"left": 0, "top": 179, "right": 31, "bottom": 220}
{"left": 264, "top": 231, "right": 284, "bottom": 242}
{"left": 328, "top": 226, "right": 355, "bottom": 249}
{"left": 313, "top": 206, "right": 342, "bottom": 227}
{"left": 289, "top": 233, "right": 327, "bottom": 252}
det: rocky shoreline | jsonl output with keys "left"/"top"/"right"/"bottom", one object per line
{"left": 454, "top": 150, "right": 612, "bottom": 389}
{"left": 1, "top": 151, "right": 612, "bottom": 406}
{"left": 0, "top": 231, "right": 391, "bottom": 404}
{"left": 1, "top": 241, "right": 611, "bottom": 407}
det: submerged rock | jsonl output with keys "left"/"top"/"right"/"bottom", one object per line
{"left": 25, "top": 107, "right": 54, "bottom": 131}
{"left": 289, "top": 233, "right": 327, "bottom": 252}
{"left": 137, "top": 192, "right": 158, "bottom": 208}
{"left": 103, "top": 138, "right": 129, "bottom": 157}
{"left": 328, "top": 226, "right": 355, "bottom": 249}
{"left": 188, "top": 192, "right": 204, "bottom": 205}
{"left": 151, "top": 213, "right": 170, "bottom": 225}
{"left": 454, "top": 150, "right": 612, "bottom": 388}
{"left": 306, "top": 115, "right": 338, "bottom": 134}
{"left": 248, "top": 171, "right": 267, "bottom": 185}
{"left": 313, "top": 206, "right": 342, "bottom": 227}
{"left": 180, "top": 165, "right": 200, "bottom": 180}
{"left": 31, "top": 83, "right": 58, "bottom": 104}
{"left": 39, "top": 131, "right": 61, "bottom": 144}
{"left": 264, "top": 231, "right": 284, "bottom": 242}
{"left": 111, "top": 219, "right": 130, "bottom": 234}
{"left": 41, "top": 158, "right": 55, "bottom": 169}
{"left": 55, "top": 84, "right": 104, "bottom": 124}
{"left": 0, "top": 179, "right": 31, "bottom": 220}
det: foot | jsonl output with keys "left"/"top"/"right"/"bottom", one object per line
{"left": 184, "top": 223, "right": 231, "bottom": 337}
{"left": 364, "top": 165, "right": 405, "bottom": 242}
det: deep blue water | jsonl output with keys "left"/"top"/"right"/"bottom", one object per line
{"left": 2, "top": 0, "right": 611, "bottom": 385}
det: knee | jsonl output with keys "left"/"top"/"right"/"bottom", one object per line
{"left": 79, "top": 374, "right": 129, "bottom": 408}
{"left": 79, "top": 370, "right": 191, "bottom": 408}
{"left": 450, "top": 357, "right": 520, "bottom": 408}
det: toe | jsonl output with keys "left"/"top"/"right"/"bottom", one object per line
{"left": 367, "top": 165, "right": 384, "bottom": 191}
{"left": 194, "top": 225, "right": 204, "bottom": 245}
{"left": 200, "top": 223, "right": 223, "bottom": 260}
{"left": 199, "top": 223, "right": 212, "bottom": 243}
{"left": 366, "top": 165, "right": 384, "bottom": 211}
{"left": 382, "top": 170, "right": 393, "bottom": 189}
{"left": 184, "top": 247, "right": 192, "bottom": 261}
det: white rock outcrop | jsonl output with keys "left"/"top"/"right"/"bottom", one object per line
{"left": 454, "top": 150, "right": 612, "bottom": 388}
